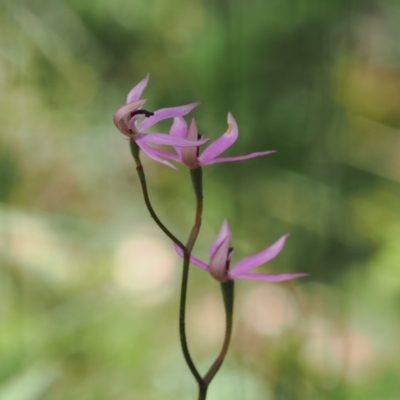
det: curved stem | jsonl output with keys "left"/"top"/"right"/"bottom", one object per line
{"left": 130, "top": 140, "right": 186, "bottom": 251}
{"left": 179, "top": 239, "right": 203, "bottom": 384}
{"left": 203, "top": 281, "right": 234, "bottom": 385}
{"left": 130, "top": 140, "right": 204, "bottom": 386}
{"left": 179, "top": 167, "right": 204, "bottom": 385}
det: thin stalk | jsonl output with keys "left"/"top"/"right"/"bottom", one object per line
{"left": 203, "top": 281, "right": 234, "bottom": 385}
{"left": 198, "top": 384, "right": 208, "bottom": 400}
{"left": 130, "top": 139, "right": 203, "bottom": 385}
{"left": 179, "top": 167, "right": 204, "bottom": 384}
{"left": 130, "top": 140, "right": 186, "bottom": 251}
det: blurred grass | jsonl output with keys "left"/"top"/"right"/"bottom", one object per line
{"left": 1, "top": 0, "right": 400, "bottom": 398}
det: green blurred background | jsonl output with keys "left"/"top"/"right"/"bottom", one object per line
{"left": 1, "top": 0, "right": 400, "bottom": 398}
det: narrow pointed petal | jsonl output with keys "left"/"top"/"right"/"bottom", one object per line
{"left": 181, "top": 119, "right": 200, "bottom": 168}
{"left": 138, "top": 103, "right": 200, "bottom": 131}
{"left": 126, "top": 74, "right": 150, "bottom": 103}
{"left": 230, "top": 272, "right": 308, "bottom": 282}
{"left": 231, "top": 234, "right": 289, "bottom": 275}
{"left": 198, "top": 112, "right": 238, "bottom": 164}
{"left": 135, "top": 139, "right": 177, "bottom": 169}
{"left": 173, "top": 243, "right": 210, "bottom": 271}
{"left": 210, "top": 220, "right": 231, "bottom": 258}
{"left": 145, "top": 147, "right": 181, "bottom": 163}
{"left": 113, "top": 100, "right": 147, "bottom": 135}
{"left": 170, "top": 117, "right": 188, "bottom": 138}
{"left": 169, "top": 117, "right": 188, "bottom": 156}
{"left": 201, "top": 151, "right": 276, "bottom": 166}
{"left": 137, "top": 133, "right": 208, "bottom": 147}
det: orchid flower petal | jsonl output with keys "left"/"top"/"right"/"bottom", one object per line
{"left": 113, "top": 100, "right": 147, "bottom": 135}
{"left": 136, "top": 133, "right": 208, "bottom": 147}
{"left": 209, "top": 219, "right": 231, "bottom": 259}
{"left": 231, "top": 272, "right": 308, "bottom": 282}
{"left": 173, "top": 243, "right": 210, "bottom": 271}
{"left": 170, "top": 218, "right": 307, "bottom": 284}
{"left": 170, "top": 117, "right": 188, "bottom": 138}
{"left": 135, "top": 139, "right": 177, "bottom": 169}
{"left": 198, "top": 113, "right": 238, "bottom": 164}
{"left": 126, "top": 74, "right": 150, "bottom": 103}
{"left": 138, "top": 103, "right": 200, "bottom": 131}
{"left": 231, "top": 234, "right": 289, "bottom": 275}
{"left": 200, "top": 151, "right": 276, "bottom": 166}
{"left": 169, "top": 117, "right": 188, "bottom": 156}
{"left": 145, "top": 147, "right": 181, "bottom": 163}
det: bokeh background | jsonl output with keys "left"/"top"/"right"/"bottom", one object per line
{"left": 1, "top": 0, "right": 400, "bottom": 399}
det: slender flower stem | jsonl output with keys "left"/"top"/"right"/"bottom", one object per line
{"left": 179, "top": 243, "right": 203, "bottom": 384}
{"left": 198, "top": 384, "right": 208, "bottom": 400}
{"left": 203, "top": 281, "right": 234, "bottom": 385}
{"left": 130, "top": 141, "right": 232, "bottom": 397}
{"left": 179, "top": 167, "right": 204, "bottom": 385}
{"left": 129, "top": 140, "right": 186, "bottom": 251}
{"left": 187, "top": 167, "right": 203, "bottom": 245}
{"left": 130, "top": 140, "right": 203, "bottom": 386}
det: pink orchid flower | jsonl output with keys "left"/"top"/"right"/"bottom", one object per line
{"left": 113, "top": 74, "right": 208, "bottom": 168}
{"left": 175, "top": 220, "right": 307, "bottom": 283}
{"left": 147, "top": 113, "right": 275, "bottom": 169}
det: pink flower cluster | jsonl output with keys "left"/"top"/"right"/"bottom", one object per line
{"left": 114, "top": 74, "right": 307, "bottom": 284}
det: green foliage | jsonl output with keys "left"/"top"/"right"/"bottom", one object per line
{"left": 1, "top": 0, "right": 400, "bottom": 398}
